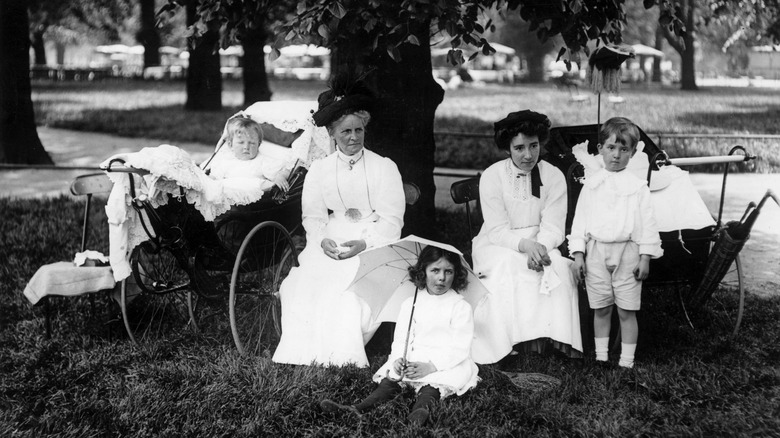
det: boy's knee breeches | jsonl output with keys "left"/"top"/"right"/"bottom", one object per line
{"left": 585, "top": 240, "right": 641, "bottom": 311}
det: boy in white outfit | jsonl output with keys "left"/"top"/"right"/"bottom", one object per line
{"left": 568, "top": 117, "right": 663, "bottom": 369}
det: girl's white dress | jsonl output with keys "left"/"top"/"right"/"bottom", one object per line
{"left": 272, "top": 149, "right": 406, "bottom": 367}
{"left": 471, "top": 159, "right": 582, "bottom": 363}
{"left": 373, "top": 289, "right": 479, "bottom": 398}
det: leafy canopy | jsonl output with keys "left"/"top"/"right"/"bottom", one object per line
{"left": 164, "top": 0, "right": 689, "bottom": 67}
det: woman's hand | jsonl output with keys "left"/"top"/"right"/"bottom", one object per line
{"left": 404, "top": 361, "right": 437, "bottom": 380}
{"left": 321, "top": 238, "right": 340, "bottom": 260}
{"left": 518, "top": 239, "right": 551, "bottom": 272}
{"left": 337, "top": 239, "right": 366, "bottom": 260}
{"left": 392, "top": 358, "right": 407, "bottom": 377}
{"left": 273, "top": 174, "right": 290, "bottom": 192}
{"left": 572, "top": 252, "right": 587, "bottom": 284}
{"left": 633, "top": 255, "right": 651, "bottom": 280}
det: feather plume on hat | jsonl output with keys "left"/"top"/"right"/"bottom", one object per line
{"left": 312, "top": 73, "right": 375, "bottom": 127}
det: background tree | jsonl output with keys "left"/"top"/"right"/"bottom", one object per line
{"left": 491, "top": 7, "right": 560, "bottom": 83}
{"left": 660, "top": 0, "right": 780, "bottom": 90}
{"left": 28, "top": 0, "right": 133, "bottom": 66}
{"left": 138, "top": 0, "right": 161, "bottom": 68}
{"left": 0, "top": 1, "right": 52, "bottom": 164}
{"left": 184, "top": 1, "right": 222, "bottom": 110}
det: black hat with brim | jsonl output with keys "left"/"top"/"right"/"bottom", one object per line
{"left": 589, "top": 44, "right": 635, "bottom": 71}
{"left": 312, "top": 74, "right": 375, "bottom": 127}
{"left": 312, "top": 92, "right": 373, "bottom": 127}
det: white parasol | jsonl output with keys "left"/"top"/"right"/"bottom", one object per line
{"left": 347, "top": 235, "right": 488, "bottom": 324}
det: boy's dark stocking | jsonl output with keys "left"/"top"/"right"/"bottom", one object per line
{"left": 407, "top": 385, "right": 440, "bottom": 425}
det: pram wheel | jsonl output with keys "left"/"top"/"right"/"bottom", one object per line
{"left": 230, "top": 221, "right": 298, "bottom": 356}
{"left": 123, "top": 241, "right": 197, "bottom": 343}
{"left": 706, "top": 254, "right": 745, "bottom": 336}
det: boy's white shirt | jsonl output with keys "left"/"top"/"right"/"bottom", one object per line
{"left": 567, "top": 168, "right": 663, "bottom": 258}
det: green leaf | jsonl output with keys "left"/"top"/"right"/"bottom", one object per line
{"left": 407, "top": 34, "right": 420, "bottom": 45}
{"left": 269, "top": 48, "right": 281, "bottom": 61}
{"left": 387, "top": 45, "right": 401, "bottom": 62}
{"left": 329, "top": 2, "right": 348, "bottom": 19}
{"left": 318, "top": 24, "right": 330, "bottom": 39}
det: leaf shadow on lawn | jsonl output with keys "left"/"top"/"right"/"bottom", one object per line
{"left": 676, "top": 104, "right": 780, "bottom": 134}
{"left": 37, "top": 105, "right": 244, "bottom": 145}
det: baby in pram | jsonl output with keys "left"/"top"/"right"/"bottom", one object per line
{"left": 207, "top": 115, "right": 291, "bottom": 193}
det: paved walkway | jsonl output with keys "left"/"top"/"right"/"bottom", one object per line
{"left": 3, "top": 127, "right": 779, "bottom": 297}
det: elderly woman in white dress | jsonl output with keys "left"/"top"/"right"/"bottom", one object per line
{"left": 471, "top": 110, "right": 582, "bottom": 363}
{"left": 272, "top": 78, "right": 406, "bottom": 367}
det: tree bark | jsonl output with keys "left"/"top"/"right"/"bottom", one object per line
{"left": 32, "top": 27, "right": 46, "bottom": 65}
{"left": 652, "top": 24, "right": 663, "bottom": 82}
{"left": 0, "top": 1, "right": 53, "bottom": 164}
{"left": 332, "top": 22, "right": 444, "bottom": 239}
{"left": 663, "top": 0, "right": 697, "bottom": 90}
{"left": 679, "top": 0, "right": 697, "bottom": 91}
{"left": 138, "top": 0, "right": 161, "bottom": 69}
{"left": 241, "top": 24, "right": 272, "bottom": 106}
{"left": 185, "top": 3, "right": 222, "bottom": 111}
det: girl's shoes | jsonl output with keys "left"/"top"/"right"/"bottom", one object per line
{"left": 407, "top": 407, "right": 429, "bottom": 425}
{"left": 320, "top": 399, "right": 361, "bottom": 417}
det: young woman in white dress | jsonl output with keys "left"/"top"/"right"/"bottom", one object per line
{"left": 471, "top": 110, "right": 583, "bottom": 364}
{"left": 272, "top": 78, "right": 406, "bottom": 367}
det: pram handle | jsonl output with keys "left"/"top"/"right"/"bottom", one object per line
{"left": 101, "top": 158, "right": 151, "bottom": 176}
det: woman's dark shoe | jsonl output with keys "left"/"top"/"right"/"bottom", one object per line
{"left": 320, "top": 399, "right": 361, "bottom": 417}
{"left": 407, "top": 407, "right": 430, "bottom": 425}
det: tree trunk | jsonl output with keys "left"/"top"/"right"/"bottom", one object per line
{"left": 663, "top": 0, "right": 698, "bottom": 90}
{"left": 526, "top": 51, "right": 547, "bottom": 83}
{"left": 0, "top": 1, "right": 53, "bottom": 164}
{"left": 138, "top": 0, "right": 161, "bottom": 69}
{"left": 332, "top": 22, "right": 444, "bottom": 239}
{"left": 185, "top": 3, "right": 222, "bottom": 111}
{"left": 241, "top": 24, "right": 272, "bottom": 106}
{"left": 679, "top": 0, "right": 697, "bottom": 90}
{"left": 652, "top": 24, "right": 663, "bottom": 82}
{"left": 55, "top": 41, "right": 65, "bottom": 65}
{"left": 32, "top": 27, "right": 46, "bottom": 65}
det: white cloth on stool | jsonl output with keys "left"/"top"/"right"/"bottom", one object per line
{"left": 24, "top": 261, "right": 116, "bottom": 305}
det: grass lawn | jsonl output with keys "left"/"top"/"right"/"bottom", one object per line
{"left": 1, "top": 198, "right": 779, "bottom": 436}
{"left": 32, "top": 78, "right": 780, "bottom": 171}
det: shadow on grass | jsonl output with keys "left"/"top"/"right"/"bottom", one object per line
{"left": 677, "top": 104, "right": 780, "bottom": 135}
{"left": 36, "top": 105, "right": 243, "bottom": 145}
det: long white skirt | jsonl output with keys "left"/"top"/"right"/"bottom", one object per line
{"left": 472, "top": 229, "right": 583, "bottom": 356}
{"left": 272, "top": 217, "right": 379, "bottom": 367}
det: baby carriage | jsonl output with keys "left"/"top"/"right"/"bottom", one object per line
{"left": 102, "top": 101, "right": 331, "bottom": 355}
{"left": 544, "top": 124, "right": 777, "bottom": 337}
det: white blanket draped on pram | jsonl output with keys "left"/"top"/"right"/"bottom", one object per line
{"left": 571, "top": 141, "right": 716, "bottom": 232}
{"left": 102, "top": 144, "right": 276, "bottom": 281}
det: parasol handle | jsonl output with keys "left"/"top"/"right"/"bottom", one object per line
{"left": 387, "top": 287, "right": 420, "bottom": 383}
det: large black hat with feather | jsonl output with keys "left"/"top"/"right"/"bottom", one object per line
{"left": 312, "top": 73, "right": 375, "bottom": 127}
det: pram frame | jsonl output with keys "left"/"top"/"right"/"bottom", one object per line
{"left": 103, "top": 158, "right": 302, "bottom": 353}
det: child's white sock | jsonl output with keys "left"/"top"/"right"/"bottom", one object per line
{"left": 619, "top": 343, "right": 637, "bottom": 368}
{"left": 594, "top": 337, "right": 609, "bottom": 362}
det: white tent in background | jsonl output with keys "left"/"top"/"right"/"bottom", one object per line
{"left": 631, "top": 44, "right": 665, "bottom": 57}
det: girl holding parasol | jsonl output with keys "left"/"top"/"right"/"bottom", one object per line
{"left": 320, "top": 246, "right": 479, "bottom": 425}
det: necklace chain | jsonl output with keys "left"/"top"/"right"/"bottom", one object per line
{"left": 336, "top": 152, "right": 374, "bottom": 221}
